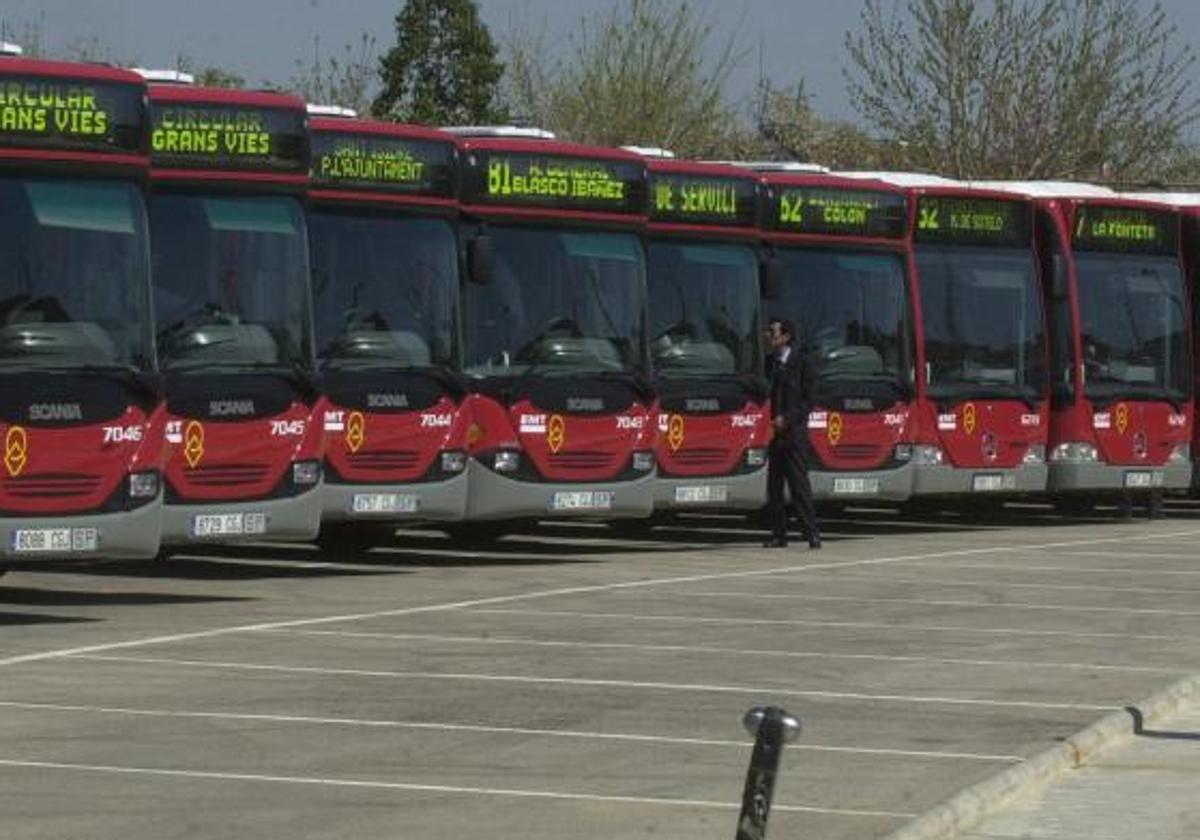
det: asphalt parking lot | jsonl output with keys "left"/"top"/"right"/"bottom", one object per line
{"left": 2, "top": 504, "right": 1199, "bottom": 840}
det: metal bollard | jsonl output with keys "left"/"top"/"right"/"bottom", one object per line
{"left": 735, "top": 705, "right": 802, "bottom": 840}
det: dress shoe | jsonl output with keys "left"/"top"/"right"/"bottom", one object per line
{"left": 762, "top": 536, "right": 788, "bottom": 548}
{"left": 808, "top": 536, "right": 822, "bottom": 550}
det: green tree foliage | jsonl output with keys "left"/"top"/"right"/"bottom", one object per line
{"left": 845, "top": 0, "right": 1199, "bottom": 180}
{"left": 505, "top": 0, "right": 742, "bottom": 157}
{"left": 287, "top": 34, "right": 377, "bottom": 115}
{"left": 373, "top": 0, "right": 506, "bottom": 125}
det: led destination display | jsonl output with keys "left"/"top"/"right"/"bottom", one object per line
{"left": 650, "top": 173, "right": 758, "bottom": 227}
{"left": 914, "top": 196, "right": 1030, "bottom": 247}
{"left": 311, "top": 131, "right": 455, "bottom": 198}
{"left": 1073, "top": 205, "right": 1178, "bottom": 255}
{"left": 462, "top": 150, "right": 646, "bottom": 215}
{"left": 769, "top": 187, "right": 906, "bottom": 238}
{"left": 0, "top": 74, "right": 145, "bottom": 155}
{"left": 149, "top": 101, "right": 308, "bottom": 173}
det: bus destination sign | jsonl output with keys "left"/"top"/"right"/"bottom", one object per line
{"left": 770, "top": 187, "right": 906, "bottom": 238}
{"left": 1073, "top": 205, "right": 1178, "bottom": 255}
{"left": 463, "top": 151, "right": 646, "bottom": 215}
{"left": 149, "top": 102, "right": 308, "bottom": 174}
{"left": 311, "top": 131, "right": 455, "bottom": 198}
{"left": 914, "top": 196, "right": 1030, "bottom": 246}
{"left": 0, "top": 74, "right": 145, "bottom": 156}
{"left": 650, "top": 173, "right": 758, "bottom": 227}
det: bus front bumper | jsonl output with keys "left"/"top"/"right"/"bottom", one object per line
{"left": 322, "top": 473, "right": 468, "bottom": 524}
{"left": 913, "top": 463, "right": 1048, "bottom": 496}
{"left": 654, "top": 467, "right": 767, "bottom": 511}
{"left": 162, "top": 486, "right": 322, "bottom": 545}
{"left": 1048, "top": 462, "right": 1191, "bottom": 493}
{"left": 1, "top": 496, "right": 164, "bottom": 561}
{"left": 811, "top": 463, "right": 914, "bottom": 502}
{"left": 465, "top": 460, "right": 655, "bottom": 521}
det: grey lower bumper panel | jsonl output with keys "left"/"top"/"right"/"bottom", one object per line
{"left": 322, "top": 472, "right": 468, "bottom": 524}
{"left": 913, "top": 463, "right": 1048, "bottom": 496}
{"left": 465, "top": 460, "right": 655, "bottom": 521}
{"left": 654, "top": 468, "right": 766, "bottom": 511}
{"left": 162, "top": 486, "right": 322, "bottom": 545}
{"left": 1048, "top": 462, "right": 1192, "bottom": 493}
{"left": 1, "top": 495, "right": 164, "bottom": 561}
{"left": 811, "top": 463, "right": 914, "bottom": 502}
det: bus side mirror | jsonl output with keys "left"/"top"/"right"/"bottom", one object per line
{"left": 468, "top": 235, "right": 495, "bottom": 286}
{"left": 760, "top": 257, "right": 782, "bottom": 301}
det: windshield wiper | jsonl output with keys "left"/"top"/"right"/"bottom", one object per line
{"left": 41, "top": 362, "right": 163, "bottom": 400}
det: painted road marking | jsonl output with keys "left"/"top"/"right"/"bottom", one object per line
{"left": 787, "top": 571, "right": 1198, "bottom": 596}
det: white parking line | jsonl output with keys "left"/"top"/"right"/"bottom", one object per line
{"left": 883, "top": 560, "right": 1200, "bottom": 578}
{"left": 1054, "top": 550, "right": 1200, "bottom": 563}
{"left": 261, "top": 628, "right": 1184, "bottom": 674}
{"left": 65, "top": 653, "right": 1117, "bottom": 712}
{"left": 465, "top": 607, "right": 1193, "bottom": 642}
{"left": 0, "top": 758, "right": 916, "bottom": 818}
{"left": 0, "top": 700, "right": 1022, "bottom": 762}
{"left": 787, "top": 571, "right": 1196, "bottom": 596}
{"left": 4, "top": 528, "right": 1197, "bottom": 669}
{"left": 676, "top": 590, "right": 1200, "bottom": 618}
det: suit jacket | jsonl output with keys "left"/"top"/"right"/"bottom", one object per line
{"left": 767, "top": 345, "right": 816, "bottom": 445}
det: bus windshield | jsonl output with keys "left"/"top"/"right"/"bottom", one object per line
{"left": 916, "top": 246, "right": 1046, "bottom": 404}
{"left": 647, "top": 242, "right": 760, "bottom": 377}
{"left": 310, "top": 213, "right": 458, "bottom": 370}
{"left": 151, "top": 193, "right": 313, "bottom": 373}
{"left": 464, "top": 226, "right": 647, "bottom": 377}
{"left": 1076, "top": 253, "right": 1190, "bottom": 402}
{"left": 776, "top": 248, "right": 912, "bottom": 398}
{"left": 0, "top": 177, "right": 153, "bottom": 371}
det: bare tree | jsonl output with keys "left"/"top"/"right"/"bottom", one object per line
{"left": 845, "top": 0, "right": 1198, "bottom": 180}
{"left": 755, "top": 81, "right": 904, "bottom": 170}
{"left": 287, "top": 34, "right": 378, "bottom": 113}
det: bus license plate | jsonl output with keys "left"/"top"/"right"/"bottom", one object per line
{"left": 190, "top": 512, "right": 267, "bottom": 538}
{"left": 550, "top": 491, "right": 614, "bottom": 511}
{"left": 11, "top": 527, "right": 98, "bottom": 554}
{"left": 1124, "top": 471, "right": 1153, "bottom": 489}
{"left": 674, "top": 485, "right": 728, "bottom": 504}
{"left": 972, "top": 474, "right": 1005, "bottom": 492}
{"left": 833, "top": 478, "right": 879, "bottom": 495}
{"left": 352, "top": 493, "right": 419, "bottom": 514}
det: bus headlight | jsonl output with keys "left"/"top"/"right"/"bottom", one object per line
{"left": 493, "top": 450, "right": 520, "bottom": 472}
{"left": 911, "top": 445, "right": 944, "bottom": 466}
{"left": 632, "top": 451, "right": 655, "bottom": 472}
{"left": 128, "top": 471, "right": 160, "bottom": 499}
{"left": 745, "top": 448, "right": 767, "bottom": 467}
{"left": 1022, "top": 444, "right": 1046, "bottom": 465}
{"left": 1049, "top": 442, "right": 1099, "bottom": 463}
{"left": 292, "top": 460, "right": 322, "bottom": 486}
{"left": 1168, "top": 442, "right": 1191, "bottom": 463}
{"left": 440, "top": 451, "right": 467, "bottom": 473}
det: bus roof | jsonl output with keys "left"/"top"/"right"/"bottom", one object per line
{"left": 1121, "top": 191, "right": 1200, "bottom": 208}
{"left": 967, "top": 180, "right": 1117, "bottom": 199}
{"left": 0, "top": 55, "right": 147, "bottom": 85}
{"left": 838, "top": 171, "right": 963, "bottom": 188}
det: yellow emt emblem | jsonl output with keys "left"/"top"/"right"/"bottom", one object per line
{"left": 183, "top": 420, "right": 205, "bottom": 468}
{"left": 547, "top": 414, "right": 566, "bottom": 454}
{"left": 828, "top": 412, "right": 844, "bottom": 446}
{"left": 667, "top": 414, "right": 685, "bottom": 452}
{"left": 1115, "top": 403, "right": 1130, "bottom": 435}
{"left": 963, "top": 402, "right": 978, "bottom": 435}
{"left": 4, "top": 425, "right": 28, "bottom": 478}
{"left": 346, "top": 411, "right": 366, "bottom": 453}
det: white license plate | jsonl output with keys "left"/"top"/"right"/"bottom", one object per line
{"left": 549, "top": 490, "right": 614, "bottom": 511}
{"left": 674, "top": 485, "right": 729, "bottom": 504}
{"left": 352, "top": 493, "right": 419, "bottom": 514}
{"left": 11, "top": 527, "right": 98, "bottom": 554}
{"left": 972, "top": 474, "right": 1005, "bottom": 492}
{"left": 833, "top": 478, "right": 880, "bottom": 495}
{"left": 1124, "top": 471, "right": 1153, "bottom": 489}
{"left": 190, "top": 512, "right": 267, "bottom": 538}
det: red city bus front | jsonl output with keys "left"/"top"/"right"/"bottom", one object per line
{"left": 0, "top": 57, "right": 165, "bottom": 561}
{"left": 643, "top": 159, "right": 771, "bottom": 512}
{"left": 758, "top": 171, "right": 919, "bottom": 501}
{"left": 146, "top": 82, "right": 325, "bottom": 546}
{"left": 452, "top": 132, "right": 656, "bottom": 524}
{"left": 307, "top": 114, "right": 470, "bottom": 537}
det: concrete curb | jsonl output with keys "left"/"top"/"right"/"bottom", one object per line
{"left": 882, "top": 672, "right": 1200, "bottom": 840}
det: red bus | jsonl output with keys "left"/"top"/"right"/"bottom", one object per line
{"left": 855, "top": 175, "right": 1050, "bottom": 499}
{"left": 306, "top": 109, "right": 469, "bottom": 544}
{"left": 449, "top": 129, "right": 656, "bottom": 530}
{"left": 987, "top": 183, "right": 1193, "bottom": 503}
{"left": 643, "top": 158, "right": 772, "bottom": 512}
{"left": 756, "top": 169, "right": 920, "bottom": 502}
{"left": 143, "top": 73, "right": 325, "bottom": 546}
{"left": 0, "top": 54, "right": 164, "bottom": 560}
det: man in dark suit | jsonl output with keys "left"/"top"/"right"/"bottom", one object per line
{"left": 764, "top": 318, "right": 820, "bottom": 549}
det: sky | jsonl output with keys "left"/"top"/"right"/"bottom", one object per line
{"left": 3, "top": 0, "right": 1200, "bottom": 123}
